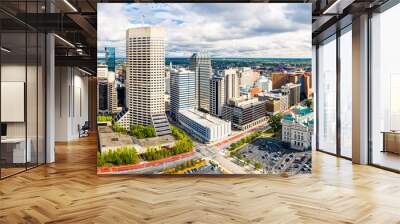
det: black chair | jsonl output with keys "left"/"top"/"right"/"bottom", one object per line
{"left": 79, "top": 121, "right": 90, "bottom": 138}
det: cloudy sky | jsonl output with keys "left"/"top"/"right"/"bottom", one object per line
{"left": 97, "top": 3, "right": 311, "bottom": 58}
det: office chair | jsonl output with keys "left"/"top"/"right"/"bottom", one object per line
{"left": 79, "top": 121, "right": 90, "bottom": 138}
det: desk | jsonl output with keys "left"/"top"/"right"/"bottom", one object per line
{"left": 1, "top": 138, "right": 31, "bottom": 163}
{"left": 382, "top": 131, "right": 400, "bottom": 154}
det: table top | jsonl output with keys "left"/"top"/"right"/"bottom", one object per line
{"left": 381, "top": 131, "right": 400, "bottom": 134}
{"left": 1, "top": 138, "right": 29, "bottom": 143}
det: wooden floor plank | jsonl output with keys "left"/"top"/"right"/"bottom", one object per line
{"left": 0, "top": 134, "right": 400, "bottom": 223}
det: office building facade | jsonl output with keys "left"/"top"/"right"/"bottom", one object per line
{"left": 97, "top": 65, "right": 117, "bottom": 115}
{"left": 125, "top": 26, "right": 166, "bottom": 126}
{"left": 272, "top": 72, "right": 289, "bottom": 89}
{"left": 265, "top": 97, "right": 281, "bottom": 115}
{"left": 105, "top": 47, "right": 116, "bottom": 72}
{"left": 303, "top": 72, "right": 313, "bottom": 99}
{"left": 189, "top": 52, "right": 212, "bottom": 112}
{"left": 170, "top": 68, "right": 196, "bottom": 119}
{"left": 222, "top": 98, "right": 268, "bottom": 130}
{"left": 223, "top": 68, "right": 240, "bottom": 101}
{"left": 210, "top": 75, "right": 226, "bottom": 117}
{"left": 178, "top": 109, "right": 231, "bottom": 143}
{"left": 282, "top": 83, "right": 301, "bottom": 107}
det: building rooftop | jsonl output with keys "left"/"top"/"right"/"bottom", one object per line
{"left": 179, "top": 109, "right": 229, "bottom": 127}
{"left": 191, "top": 51, "right": 210, "bottom": 59}
{"left": 283, "top": 106, "right": 314, "bottom": 126}
{"left": 293, "top": 107, "right": 313, "bottom": 116}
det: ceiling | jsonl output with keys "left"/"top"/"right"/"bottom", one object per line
{"left": 0, "top": 0, "right": 98, "bottom": 74}
{"left": 1, "top": 0, "right": 395, "bottom": 73}
{"left": 310, "top": 0, "right": 390, "bottom": 44}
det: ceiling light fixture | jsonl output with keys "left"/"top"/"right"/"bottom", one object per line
{"left": 1, "top": 47, "right": 11, "bottom": 53}
{"left": 63, "top": 0, "right": 78, "bottom": 12}
{"left": 54, "top": 34, "right": 75, "bottom": 48}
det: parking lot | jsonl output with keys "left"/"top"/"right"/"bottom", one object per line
{"left": 184, "top": 163, "right": 224, "bottom": 174}
{"left": 236, "top": 137, "right": 312, "bottom": 175}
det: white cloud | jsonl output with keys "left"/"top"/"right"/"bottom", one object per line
{"left": 97, "top": 3, "right": 311, "bottom": 58}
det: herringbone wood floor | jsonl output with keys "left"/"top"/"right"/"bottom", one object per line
{"left": 1, "top": 135, "right": 400, "bottom": 224}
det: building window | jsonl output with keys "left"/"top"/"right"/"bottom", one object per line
{"left": 370, "top": 4, "right": 400, "bottom": 171}
{"left": 317, "top": 35, "right": 337, "bottom": 155}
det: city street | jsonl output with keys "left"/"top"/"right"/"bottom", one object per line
{"left": 195, "top": 143, "right": 252, "bottom": 174}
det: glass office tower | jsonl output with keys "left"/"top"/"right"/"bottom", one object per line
{"left": 105, "top": 47, "right": 115, "bottom": 72}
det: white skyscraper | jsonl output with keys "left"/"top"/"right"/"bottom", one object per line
{"left": 189, "top": 51, "right": 212, "bottom": 112}
{"left": 223, "top": 68, "right": 240, "bottom": 101}
{"left": 170, "top": 68, "right": 196, "bottom": 119}
{"left": 125, "top": 26, "right": 171, "bottom": 135}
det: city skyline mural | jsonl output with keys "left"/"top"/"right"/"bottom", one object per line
{"left": 97, "top": 3, "right": 314, "bottom": 175}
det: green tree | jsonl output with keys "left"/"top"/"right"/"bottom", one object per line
{"left": 270, "top": 113, "right": 283, "bottom": 133}
{"left": 130, "top": 125, "right": 156, "bottom": 139}
{"left": 304, "top": 99, "right": 313, "bottom": 108}
{"left": 112, "top": 122, "right": 127, "bottom": 134}
{"left": 97, "top": 147, "right": 139, "bottom": 167}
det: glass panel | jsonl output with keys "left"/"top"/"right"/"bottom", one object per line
{"left": 38, "top": 32, "right": 45, "bottom": 165}
{"left": 339, "top": 29, "right": 352, "bottom": 158}
{"left": 27, "top": 31, "right": 38, "bottom": 169}
{"left": 317, "top": 36, "right": 337, "bottom": 154}
{"left": 1, "top": 30, "right": 27, "bottom": 177}
{"left": 371, "top": 4, "right": 400, "bottom": 171}
{"left": 25, "top": 0, "right": 39, "bottom": 169}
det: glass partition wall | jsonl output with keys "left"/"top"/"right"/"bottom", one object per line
{"left": 370, "top": 3, "right": 400, "bottom": 171}
{"left": 317, "top": 35, "right": 337, "bottom": 155}
{"left": 0, "top": 2, "right": 46, "bottom": 179}
{"left": 316, "top": 25, "right": 353, "bottom": 159}
{"left": 339, "top": 27, "right": 352, "bottom": 159}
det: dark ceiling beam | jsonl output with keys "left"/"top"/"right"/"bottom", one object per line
{"left": 55, "top": 55, "right": 96, "bottom": 72}
{"left": 9, "top": 13, "right": 84, "bottom": 32}
{"left": 66, "top": 13, "right": 97, "bottom": 46}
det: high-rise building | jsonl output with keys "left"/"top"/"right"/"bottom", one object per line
{"left": 97, "top": 65, "right": 117, "bottom": 115}
{"left": 189, "top": 51, "right": 212, "bottom": 112}
{"left": 170, "top": 68, "right": 196, "bottom": 119}
{"left": 97, "top": 65, "right": 108, "bottom": 114}
{"left": 282, "top": 83, "right": 301, "bottom": 107}
{"left": 165, "top": 66, "right": 171, "bottom": 95}
{"left": 210, "top": 75, "right": 225, "bottom": 117}
{"left": 303, "top": 72, "right": 313, "bottom": 99}
{"left": 272, "top": 72, "right": 289, "bottom": 89}
{"left": 223, "top": 68, "right": 240, "bottom": 101}
{"left": 125, "top": 26, "right": 170, "bottom": 135}
{"left": 105, "top": 47, "right": 116, "bottom": 72}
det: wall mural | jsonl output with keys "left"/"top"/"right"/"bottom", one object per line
{"left": 96, "top": 3, "right": 313, "bottom": 175}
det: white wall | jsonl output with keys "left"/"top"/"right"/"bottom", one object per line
{"left": 54, "top": 66, "right": 89, "bottom": 141}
